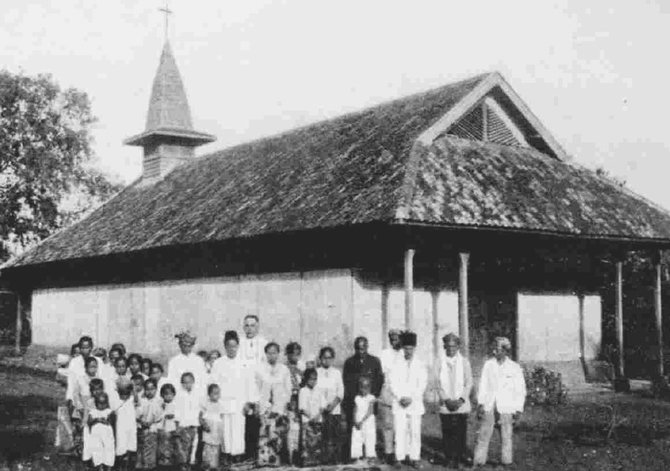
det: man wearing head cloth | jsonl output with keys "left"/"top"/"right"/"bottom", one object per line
{"left": 378, "top": 329, "right": 403, "bottom": 463}
{"left": 388, "top": 331, "right": 427, "bottom": 467}
{"left": 473, "top": 336, "right": 526, "bottom": 467}
{"left": 167, "top": 330, "right": 207, "bottom": 395}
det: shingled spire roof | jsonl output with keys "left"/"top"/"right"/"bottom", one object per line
{"left": 124, "top": 41, "right": 215, "bottom": 146}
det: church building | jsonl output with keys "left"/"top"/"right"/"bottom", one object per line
{"left": 3, "top": 41, "right": 670, "bottom": 385}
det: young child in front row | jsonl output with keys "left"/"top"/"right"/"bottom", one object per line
{"left": 82, "top": 378, "right": 106, "bottom": 467}
{"left": 157, "top": 384, "right": 178, "bottom": 470}
{"left": 351, "top": 376, "right": 377, "bottom": 461}
{"left": 174, "top": 372, "right": 200, "bottom": 471}
{"left": 299, "top": 368, "right": 326, "bottom": 467}
{"left": 136, "top": 378, "right": 164, "bottom": 471}
{"left": 87, "top": 392, "right": 115, "bottom": 471}
{"left": 199, "top": 383, "right": 225, "bottom": 471}
{"left": 115, "top": 379, "right": 138, "bottom": 471}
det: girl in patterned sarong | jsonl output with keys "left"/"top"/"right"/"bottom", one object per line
{"left": 136, "top": 379, "right": 163, "bottom": 470}
{"left": 299, "top": 368, "right": 326, "bottom": 467}
{"left": 285, "top": 342, "right": 304, "bottom": 465}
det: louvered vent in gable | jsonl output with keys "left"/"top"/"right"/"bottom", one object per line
{"left": 447, "top": 97, "right": 528, "bottom": 148}
{"left": 449, "top": 106, "right": 483, "bottom": 140}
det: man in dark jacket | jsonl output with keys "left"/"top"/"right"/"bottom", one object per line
{"left": 342, "top": 336, "right": 383, "bottom": 460}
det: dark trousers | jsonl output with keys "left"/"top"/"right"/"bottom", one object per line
{"left": 440, "top": 413, "right": 468, "bottom": 462}
{"left": 245, "top": 415, "right": 261, "bottom": 460}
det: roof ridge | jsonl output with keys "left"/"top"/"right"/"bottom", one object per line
{"left": 196, "top": 72, "right": 492, "bottom": 163}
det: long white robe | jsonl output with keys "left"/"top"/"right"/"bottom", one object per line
{"left": 388, "top": 356, "right": 427, "bottom": 461}
{"left": 211, "top": 354, "right": 259, "bottom": 455}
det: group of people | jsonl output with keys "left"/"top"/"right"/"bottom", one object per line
{"left": 61, "top": 314, "right": 527, "bottom": 470}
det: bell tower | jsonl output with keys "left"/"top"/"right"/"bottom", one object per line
{"left": 124, "top": 40, "right": 215, "bottom": 182}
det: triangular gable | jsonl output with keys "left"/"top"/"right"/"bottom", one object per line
{"left": 417, "top": 72, "right": 568, "bottom": 160}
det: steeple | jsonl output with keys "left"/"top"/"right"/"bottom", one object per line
{"left": 125, "top": 41, "right": 215, "bottom": 182}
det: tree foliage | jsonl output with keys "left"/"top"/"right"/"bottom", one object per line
{"left": 0, "top": 70, "right": 122, "bottom": 262}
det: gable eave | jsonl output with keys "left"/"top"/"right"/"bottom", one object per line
{"left": 416, "top": 71, "right": 569, "bottom": 162}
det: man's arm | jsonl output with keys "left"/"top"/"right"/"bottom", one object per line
{"left": 372, "top": 357, "right": 383, "bottom": 397}
{"left": 462, "top": 357, "right": 473, "bottom": 402}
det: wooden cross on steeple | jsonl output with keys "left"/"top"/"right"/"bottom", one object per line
{"left": 159, "top": 0, "right": 173, "bottom": 40}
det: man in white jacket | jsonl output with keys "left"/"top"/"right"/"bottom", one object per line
{"left": 437, "top": 333, "right": 473, "bottom": 467}
{"left": 473, "top": 337, "right": 526, "bottom": 467}
{"left": 389, "top": 331, "right": 427, "bottom": 467}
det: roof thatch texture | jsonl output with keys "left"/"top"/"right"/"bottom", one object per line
{"left": 6, "top": 72, "right": 670, "bottom": 269}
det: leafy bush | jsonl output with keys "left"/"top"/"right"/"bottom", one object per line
{"left": 524, "top": 366, "right": 568, "bottom": 405}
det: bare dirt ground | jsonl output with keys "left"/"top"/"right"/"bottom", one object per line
{"left": 1, "top": 363, "right": 670, "bottom": 471}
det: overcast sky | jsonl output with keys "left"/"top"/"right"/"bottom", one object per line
{"left": 2, "top": 0, "right": 670, "bottom": 209}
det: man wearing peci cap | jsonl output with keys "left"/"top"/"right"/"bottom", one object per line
{"left": 167, "top": 330, "right": 207, "bottom": 395}
{"left": 379, "top": 329, "right": 403, "bottom": 463}
{"left": 473, "top": 337, "right": 526, "bottom": 467}
{"left": 388, "top": 331, "right": 427, "bottom": 468}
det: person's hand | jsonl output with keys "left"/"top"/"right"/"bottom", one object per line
{"left": 165, "top": 413, "right": 175, "bottom": 420}
{"left": 477, "top": 404, "right": 485, "bottom": 420}
{"left": 399, "top": 397, "right": 412, "bottom": 408}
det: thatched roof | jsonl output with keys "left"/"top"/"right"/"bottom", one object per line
{"left": 6, "top": 72, "right": 670, "bottom": 269}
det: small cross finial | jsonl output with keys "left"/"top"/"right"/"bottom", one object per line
{"left": 158, "top": 0, "right": 173, "bottom": 41}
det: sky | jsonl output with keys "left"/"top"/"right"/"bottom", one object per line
{"left": 2, "top": 0, "right": 670, "bottom": 209}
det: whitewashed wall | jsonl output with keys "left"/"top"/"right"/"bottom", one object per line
{"left": 31, "top": 269, "right": 459, "bottom": 365}
{"left": 33, "top": 270, "right": 358, "bottom": 359}
{"left": 517, "top": 292, "right": 601, "bottom": 362}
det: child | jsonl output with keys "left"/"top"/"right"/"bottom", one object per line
{"left": 351, "top": 376, "right": 377, "bottom": 461}
{"left": 71, "top": 343, "right": 82, "bottom": 359}
{"left": 114, "top": 357, "right": 131, "bottom": 385}
{"left": 150, "top": 363, "right": 168, "bottom": 392}
{"left": 128, "top": 354, "right": 147, "bottom": 380}
{"left": 73, "top": 357, "right": 99, "bottom": 421}
{"left": 199, "top": 384, "right": 224, "bottom": 471}
{"left": 93, "top": 347, "right": 115, "bottom": 386}
{"left": 87, "top": 392, "right": 115, "bottom": 470}
{"left": 299, "top": 368, "right": 326, "bottom": 466}
{"left": 131, "top": 374, "right": 145, "bottom": 400}
{"left": 114, "top": 379, "right": 138, "bottom": 470}
{"left": 136, "top": 379, "right": 163, "bottom": 471}
{"left": 158, "top": 383, "right": 178, "bottom": 469}
{"left": 82, "top": 378, "right": 106, "bottom": 466}
{"left": 174, "top": 372, "right": 200, "bottom": 471}
{"left": 141, "top": 358, "right": 153, "bottom": 379}
{"left": 109, "top": 347, "right": 123, "bottom": 367}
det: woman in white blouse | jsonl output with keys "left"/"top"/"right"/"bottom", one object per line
{"left": 316, "top": 347, "right": 344, "bottom": 463}
{"left": 256, "top": 342, "right": 292, "bottom": 466}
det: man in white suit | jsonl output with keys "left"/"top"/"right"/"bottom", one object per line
{"left": 473, "top": 337, "right": 526, "bottom": 467}
{"left": 388, "top": 331, "right": 427, "bottom": 468}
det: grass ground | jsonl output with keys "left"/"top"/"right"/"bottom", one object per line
{"left": 1, "top": 364, "right": 670, "bottom": 470}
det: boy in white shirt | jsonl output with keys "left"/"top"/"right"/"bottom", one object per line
{"left": 473, "top": 337, "right": 526, "bottom": 467}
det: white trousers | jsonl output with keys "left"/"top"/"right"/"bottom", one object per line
{"left": 394, "top": 412, "right": 422, "bottom": 461}
{"left": 222, "top": 412, "right": 245, "bottom": 456}
{"left": 350, "top": 419, "right": 377, "bottom": 459}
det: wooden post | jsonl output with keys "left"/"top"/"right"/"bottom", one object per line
{"left": 578, "top": 292, "right": 585, "bottom": 362}
{"left": 615, "top": 260, "right": 624, "bottom": 379}
{"left": 404, "top": 248, "right": 415, "bottom": 330}
{"left": 654, "top": 251, "right": 664, "bottom": 378}
{"left": 459, "top": 252, "right": 470, "bottom": 356}
{"left": 15, "top": 295, "right": 22, "bottom": 356}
